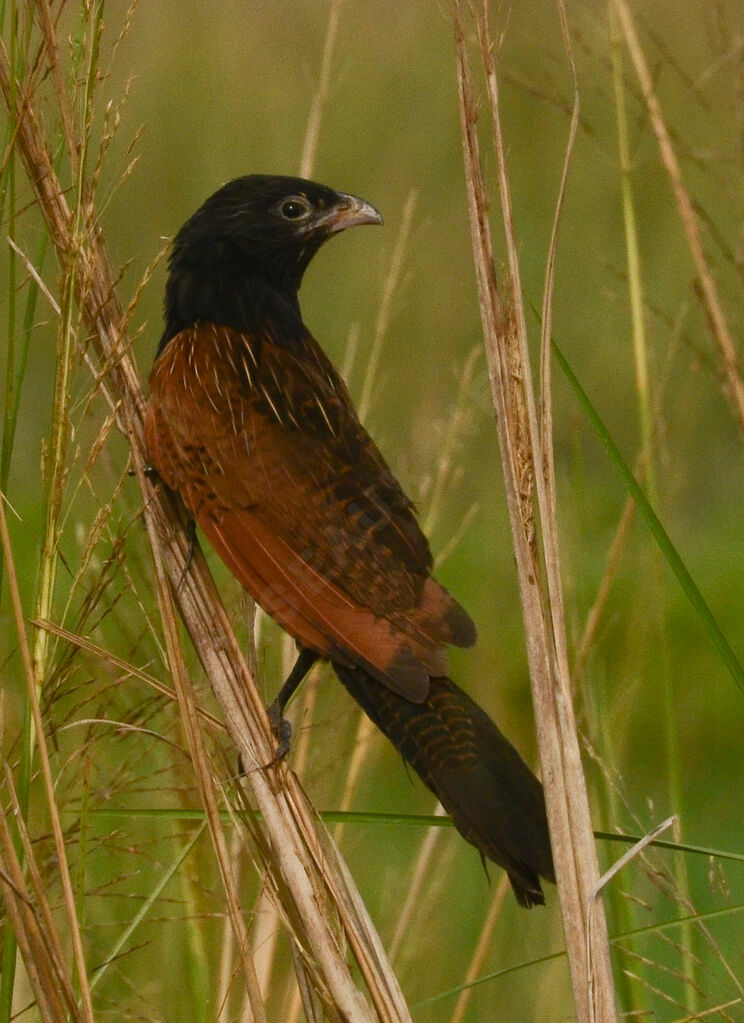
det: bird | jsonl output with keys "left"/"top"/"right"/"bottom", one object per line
{"left": 145, "top": 174, "right": 555, "bottom": 907}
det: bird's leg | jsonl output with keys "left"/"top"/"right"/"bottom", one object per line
{"left": 265, "top": 647, "right": 319, "bottom": 766}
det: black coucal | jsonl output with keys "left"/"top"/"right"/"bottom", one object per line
{"left": 145, "top": 175, "right": 555, "bottom": 907}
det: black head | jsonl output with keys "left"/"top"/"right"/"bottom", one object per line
{"left": 160, "top": 175, "right": 382, "bottom": 351}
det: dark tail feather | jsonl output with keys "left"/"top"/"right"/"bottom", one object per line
{"left": 332, "top": 666, "right": 555, "bottom": 908}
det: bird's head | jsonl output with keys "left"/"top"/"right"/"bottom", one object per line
{"left": 161, "top": 175, "right": 382, "bottom": 347}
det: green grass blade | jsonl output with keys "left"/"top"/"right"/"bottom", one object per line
{"left": 553, "top": 340, "right": 744, "bottom": 699}
{"left": 411, "top": 901, "right": 744, "bottom": 1011}
{"left": 89, "top": 824, "right": 206, "bottom": 992}
{"left": 83, "top": 808, "right": 744, "bottom": 865}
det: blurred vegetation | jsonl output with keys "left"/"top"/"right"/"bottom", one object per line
{"left": 1, "top": 0, "right": 743, "bottom": 1020}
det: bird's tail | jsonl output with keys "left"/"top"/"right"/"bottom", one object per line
{"left": 332, "top": 665, "right": 554, "bottom": 907}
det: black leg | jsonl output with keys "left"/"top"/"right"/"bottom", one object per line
{"left": 265, "top": 647, "right": 319, "bottom": 767}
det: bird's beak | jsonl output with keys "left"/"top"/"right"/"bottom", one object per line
{"left": 320, "top": 193, "right": 384, "bottom": 234}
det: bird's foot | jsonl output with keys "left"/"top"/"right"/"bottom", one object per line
{"left": 262, "top": 699, "right": 292, "bottom": 769}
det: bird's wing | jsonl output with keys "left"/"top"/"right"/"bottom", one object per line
{"left": 146, "top": 323, "right": 476, "bottom": 700}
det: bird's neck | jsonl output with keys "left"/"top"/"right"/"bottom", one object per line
{"left": 159, "top": 249, "right": 306, "bottom": 356}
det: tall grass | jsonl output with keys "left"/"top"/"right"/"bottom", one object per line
{"left": 1, "top": 2, "right": 743, "bottom": 1021}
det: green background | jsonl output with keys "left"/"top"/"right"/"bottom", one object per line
{"left": 2, "top": 1, "right": 743, "bottom": 1019}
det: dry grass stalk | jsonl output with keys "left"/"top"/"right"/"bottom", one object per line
{"left": 387, "top": 805, "right": 448, "bottom": 963}
{"left": 453, "top": 4, "right": 617, "bottom": 1020}
{"left": 298, "top": 0, "right": 346, "bottom": 180}
{"left": 0, "top": 769, "right": 80, "bottom": 1023}
{"left": 148, "top": 545, "right": 268, "bottom": 1023}
{"left": 449, "top": 874, "right": 510, "bottom": 1023}
{"left": 571, "top": 493, "right": 635, "bottom": 686}
{"left": 0, "top": 427, "right": 95, "bottom": 1020}
{"left": 30, "top": 617, "right": 226, "bottom": 729}
{"left": 357, "top": 189, "right": 418, "bottom": 422}
{"left": 0, "top": 22, "right": 412, "bottom": 1023}
{"left": 611, "top": 0, "right": 744, "bottom": 436}
{"left": 594, "top": 815, "right": 677, "bottom": 894}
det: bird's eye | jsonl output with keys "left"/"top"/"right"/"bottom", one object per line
{"left": 279, "top": 197, "right": 312, "bottom": 221}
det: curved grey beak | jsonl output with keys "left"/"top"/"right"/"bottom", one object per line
{"left": 322, "top": 192, "right": 384, "bottom": 234}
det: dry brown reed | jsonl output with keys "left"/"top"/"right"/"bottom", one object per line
{"left": 453, "top": 2, "right": 618, "bottom": 1019}
{"left": 0, "top": 9, "right": 412, "bottom": 1021}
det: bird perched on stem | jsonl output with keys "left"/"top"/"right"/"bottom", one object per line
{"left": 145, "top": 174, "right": 554, "bottom": 907}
